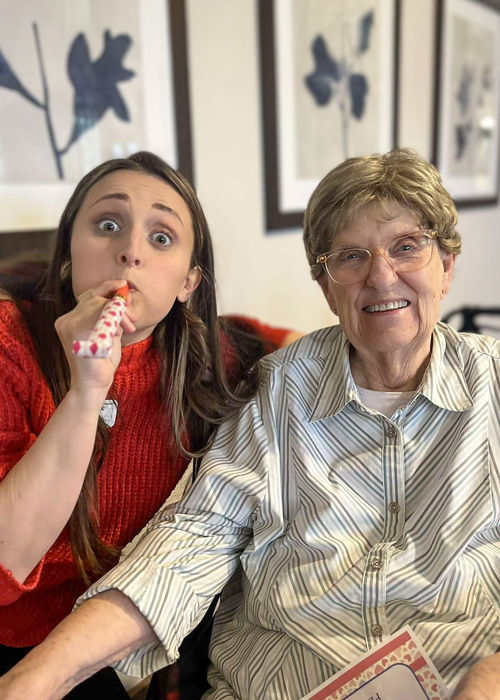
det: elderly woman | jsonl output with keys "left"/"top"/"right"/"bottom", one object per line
{"left": 1, "top": 148, "right": 499, "bottom": 700}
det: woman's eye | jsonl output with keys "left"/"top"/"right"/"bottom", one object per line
{"left": 395, "top": 239, "right": 417, "bottom": 253}
{"left": 337, "top": 250, "right": 360, "bottom": 262}
{"left": 98, "top": 219, "right": 120, "bottom": 233}
{"left": 151, "top": 232, "right": 172, "bottom": 247}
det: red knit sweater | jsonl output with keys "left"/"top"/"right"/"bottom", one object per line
{"left": 0, "top": 301, "right": 189, "bottom": 647}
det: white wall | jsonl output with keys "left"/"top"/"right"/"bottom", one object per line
{"left": 187, "top": 0, "right": 500, "bottom": 333}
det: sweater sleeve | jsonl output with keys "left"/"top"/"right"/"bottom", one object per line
{"left": 0, "top": 302, "right": 49, "bottom": 603}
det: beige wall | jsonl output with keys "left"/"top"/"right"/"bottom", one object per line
{"left": 187, "top": 0, "right": 500, "bottom": 333}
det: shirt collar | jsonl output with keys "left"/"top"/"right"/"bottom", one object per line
{"left": 309, "top": 327, "right": 358, "bottom": 422}
{"left": 418, "top": 322, "right": 473, "bottom": 412}
{"left": 309, "top": 322, "right": 472, "bottom": 423}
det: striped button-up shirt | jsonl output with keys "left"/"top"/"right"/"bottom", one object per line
{"left": 80, "top": 322, "right": 500, "bottom": 698}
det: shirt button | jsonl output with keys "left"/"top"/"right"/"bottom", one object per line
{"left": 371, "top": 624, "right": 383, "bottom": 636}
{"left": 386, "top": 426, "right": 397, "bottom": 438}
{"left": 389, "top": 501, "right": 400, "bottom": 514}
{"left": 370, "top": 558, "right": 382, "bottom": 570}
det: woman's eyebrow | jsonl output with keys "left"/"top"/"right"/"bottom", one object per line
{"left": 332, "top": 227, "right": 423, "bottom": 250}
{"left": 330, "top": 241, "right": 363, "bottom": 251}
{"left": 91, "top": 192, "right": 129, "bottom": 206}
{"left": 90, "top": 193, "right": 184, "bottom": 227}
{"left": 152, "top": 202, "right": 184, "bottom": 226}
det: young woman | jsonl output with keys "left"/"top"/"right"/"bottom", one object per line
{"left": 0, "top": 152, "right": 278, "bottom": 698}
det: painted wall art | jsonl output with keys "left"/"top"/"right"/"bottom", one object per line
{"left": 433, "top": 0, "right": 500, "bottom": 206}
{"left": 259, "top": 0, "right": 400, "bottom": 230}
{"left": 0, "top": 0, "right": 192, "bottom": 232}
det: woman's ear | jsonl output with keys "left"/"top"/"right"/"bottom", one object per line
{"left": 177, "top": 266, "right": 202, "bottom": 303}
{"left": 441, "top": 252, "right": 456, "bottom": 297}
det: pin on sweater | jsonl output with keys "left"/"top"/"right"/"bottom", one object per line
{"left": 72, "top": 284, "right": 129, "bottom": 358}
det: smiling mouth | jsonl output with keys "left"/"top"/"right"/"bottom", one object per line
{"left": 363, "top": 300, "right": 410, "bottom": 313}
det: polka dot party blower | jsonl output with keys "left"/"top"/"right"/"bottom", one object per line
{"left": 72, "top": 284, "right": 129, "bottom": 358}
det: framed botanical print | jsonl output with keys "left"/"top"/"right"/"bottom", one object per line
{"left": 433, "top": 0, "right": 500, "bottom": 206}
{"left": 259, "top": 0, "right": 401, "bottom": 231}
{"left": 0, "top": 0, "right": 193, "bottom": 232}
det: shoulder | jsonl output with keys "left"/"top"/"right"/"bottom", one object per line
{"left": 263, "top": 325, "right": 342, "bottom": 363}
{"left": 259, "top": 325, "right": 343, "bottom": 382}
{"left": 228, "top": 326, "right": 345, "bottom": 434}
{"left": 0, "top": 299, "right": 33, "bottom": 348}
{"left": 0, "top": 300, "right": 39, "bottom": 380}
{"left": 437, "top": 321, "right": 500, "bottom": 363}
{"left": 0, "top": 299, "right": 28, "bottom": 338}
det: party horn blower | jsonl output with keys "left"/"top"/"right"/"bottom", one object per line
{"left": 72, "top": 284, "right": 129, "bottom": 358}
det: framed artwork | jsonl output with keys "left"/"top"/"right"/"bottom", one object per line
{"left": 433, "top": 0, "right": 500, "bottom": 206}
{"left": 259, "top": 0, "right": 401, "bottom": 231}
{"left": 0, "top": 0, "right": 193, "bottom": 233}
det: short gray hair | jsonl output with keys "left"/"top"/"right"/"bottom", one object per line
{"left": 303, "top": 148, "right": 461, "bottom": 280}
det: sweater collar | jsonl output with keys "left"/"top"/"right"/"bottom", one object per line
{"left": 116, "top": 333, "right": 155, "bottom": 373}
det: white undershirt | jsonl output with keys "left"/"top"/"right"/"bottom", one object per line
{"left": 356, "top": 384, "right": 417, "bottom": 418}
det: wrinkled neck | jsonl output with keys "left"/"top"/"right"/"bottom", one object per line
{"left": 349, "top": 337, "right": 432, "bottom": 392}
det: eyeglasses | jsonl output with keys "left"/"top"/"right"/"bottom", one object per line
{"left": 316, "top": 229, "right": 438, "bottom": 285}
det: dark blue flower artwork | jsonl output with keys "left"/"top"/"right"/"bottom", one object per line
{"left": 455, "top": 123, "right": 472, "bottom": 160}
{"left": 304, "top": 36, "right": 340, "bottom": 106}
{"left": 0, "top": 51, "right": 43, "bottom": 107}
{"left": 452, "top": 65, "right": 474, "bottom": 160}
{"left": 0, "top": 23, "right": 135, "bottom": 179}
{"left": 456, "top": 65, "right": 473, "bottom": 116}
{"left": 304, "top": 10, "right": 374, "bottom": 158}
{"left": 349, "top": 74, "right": 369, "bottom": 119}
{"left": 358, "top": 12, "right": 374, "bottom": 53}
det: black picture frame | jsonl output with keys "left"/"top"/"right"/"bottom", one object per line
{"left": 259, "top": 0, "right": 401, "bottom": 232}
{"left": 0, "top": 0, "right": 193, "bottom": 235}
{"left": 170, "top": 0, "right": 194, "bottom": 185}
{"left": 432, "top": 0, "right": 500, "bottom": 207}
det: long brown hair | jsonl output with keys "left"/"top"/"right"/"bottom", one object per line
{"left": 21, "top": 152, "right": 259, "bottom": 582}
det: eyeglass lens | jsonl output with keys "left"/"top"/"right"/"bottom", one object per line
{"left": 326, "top": 233, "right": 435, "bottom": 284}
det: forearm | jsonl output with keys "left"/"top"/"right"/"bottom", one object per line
{"left": 450, "top": 652, "right": 500, "bottom": 699}
{"left": 0, "top": 590, "right": 157, "bottom": 700}
{"left": 0, "top": 387, "right": 106, "bottom": 582}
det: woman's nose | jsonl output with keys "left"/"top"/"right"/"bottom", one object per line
{"left": 365, "top": 251, "right": 398, "bottom": 288}
{"left": 115, "top": 231, "right": 143, "bottom": 267}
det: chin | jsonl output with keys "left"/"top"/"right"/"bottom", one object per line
{"left": 362, "top": 327, "right": 417, "bottom": 352}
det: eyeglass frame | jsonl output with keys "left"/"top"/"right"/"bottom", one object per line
{"left": 315, "top": 229, "right": 439, "bottom": 285}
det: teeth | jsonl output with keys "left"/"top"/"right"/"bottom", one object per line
{"left": 365, "top": 300, "right": 409, "bottom": 313}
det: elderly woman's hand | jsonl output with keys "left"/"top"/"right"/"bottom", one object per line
{"left": 451, "top": 653, "right": 500, "bottom": 700}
